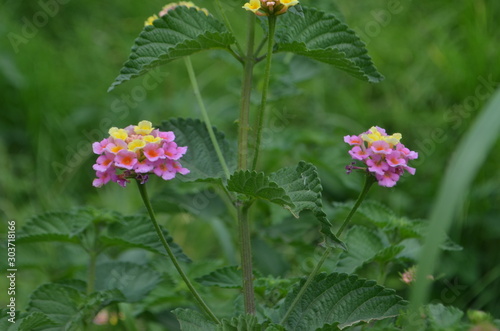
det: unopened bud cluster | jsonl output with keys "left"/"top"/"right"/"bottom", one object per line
{"left": 243, "top": 0, "right": 299, "bottom": 16}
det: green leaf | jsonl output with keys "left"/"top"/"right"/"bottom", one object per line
{"left": 425, "top": 304, "right": 464, "bottom": 329}
{"left": 94, "top": 261, "right": 163, "bottom": 302}
{"left": 269, "top": 161, "right": 346, "bottom": 250}
{"left": 218, "top": 315, "right": 262, "bottom": 331}
{"left": 173, "top": 308, "right": 217, "bottom": 331}
{"left": 280, "top": 272, "right": 408, "bottom": 330}
{"left": 160, "top": 118, "right": 236, "bottom": 183}
{"left": 195, "top": 266, "right": 242, "bottom": 289}
{"left": 336, "top": 226, "right": 387, "bottom": 274}
{"left": 27, "top": 283, "right": 125, "bottom": 330}
{"left": 227, "top": 171, "right": 294, "bottom": 206}
{"left": 0, "top": 310, "right": 57, "bottom": 331}
{"left": 274, "top": 7, "right": 383, "bottom": 83}
{"left": 99, "top": 214, "right": 190, "bottom": 263}
{"left": 17, "top": 208, "right": 95, "bottom": 244}
{"left": 109, "top": 6, "right": 235, "bottom": 91}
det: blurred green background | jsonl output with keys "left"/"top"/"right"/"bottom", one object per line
{"left": 1, "top": 0, "right": 499, "bottom": 321}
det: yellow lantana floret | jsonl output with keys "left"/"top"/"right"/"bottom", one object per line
{"left": 144, "top": 135, "right": 162, "bottom": 143}
{"left": 109, "top": 127, "right": 128, "bottom": 140}
{"left": 145, "top": 14, "right": 158, "bottom": 26}
{"left": 128, "top": 139, "right": 146, "bottom": 152}
{"left": 243, "top": 0, "right": 261, "bottom": 13}
{"left": 134, "top": 120, "right": 154, "bottom": 135}
{"left": 281, "top": 0, "right": 299, "bottom": 8}
{"left": 361, "top": 127, "right": 402, "bottom": 147}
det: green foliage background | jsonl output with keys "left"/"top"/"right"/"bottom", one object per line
{"left": 1, "top": 0, "right": 500, "bottom": 324}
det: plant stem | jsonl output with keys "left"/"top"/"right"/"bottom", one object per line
{"left": 238, "top": 202, "right": 255, "bottom": 314}
{"left": 136, "top": 180, "right": 220, "bottom": 324}
{"left": 184, "top": 56, "right": 230, "bottom": 179}
{"left": 280, "top": 174, "right": 375, "bottom": 325}
{"left": 86, "top": 251, "right": 97, "bottom": 295}
{"left": 238, "top": 13, "right": 256, "bottom": 170}
{"left": 251, "top": 15, "right": 277, "bottom": 171}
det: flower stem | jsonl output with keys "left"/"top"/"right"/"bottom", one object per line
{"left": 280, "top": 174, "right": 375, "bottom": 325}
{"left": 238, "top": 13, "right": 256, "bottom": 170}
{"left": 86, "top": 251, "right": 97, "bottom": 295}
{"left": 136, "top": 180, "right": 220, "bottom": 324}
{"left": 238, "top": 202, "right": 255, "bottom": 314}
{"left": 184, "top": 56, "right": 230, "bottom": 179}
{"left": 251, "top": 15, "right": 277, "bottom": 171}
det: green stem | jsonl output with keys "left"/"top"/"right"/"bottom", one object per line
{"left": 136, "top": 181, "right": 220, "bottom": 324}
{"left": 238, "top": 202, "right": 255, "bottom": 314}
{"left": 184, "top": 56, "right": 230, "bottom": 179}
{"left": 280, "top": 174, "right": 375, "bottom": 325}
{"left": 86, "top": 251, "right": 97, "bottom": 295}
{"left": 251, "top": 16, "right": 277, "bottom": 170}
{"left": 238, "top": 13, "right": 256, "bottom": 170}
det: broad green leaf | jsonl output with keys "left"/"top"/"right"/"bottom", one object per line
{"left": 269, "top": 161, "right": 346, "bottom": 250}
{"left": 426, "top": 304, "right": 464, "bottom": 329}
{"left": 94, "top": 261, "right": 163, "bottom": 302}
{"left": 109, "top": 6, "right": 235, "bottom": 91}
{"left": 280, "top": 272, "right": 408, "bottom": 330}
{"left": 0, "top": 310, "right": 57, "bottom": 331}
{"left": 373, "top": 245, "right": 404, "bottom": 263}
{"left": 336, "top": 226, "right": 386, "bottom": 274}
{"left": 27, "top": 283, "right": 125, "bottom": 330}
{"left": 17, "top": 208, "right": 95, "bottom": 244}
{"left": 274, "top": 7, "right": 383, "bottom": 83}
{"left": 227, "top": 171, "right": 294, "bottom": 206}
{"left": 195, "top": 266, "right": 241, "bottom": 289}
{"left": 173, "top": 308, "right": 217, "bottom": 331}
{"left": 99, "top": 214, "right": 190, "bottom": 263}
{"left": 160, "top": 118, "right": 236, "bottom": 183}
{"left": 218, "top": 315, "right": 265, "bottom": 331}
{"left": 315, "top": 323, "right": 341, "bottom": 331}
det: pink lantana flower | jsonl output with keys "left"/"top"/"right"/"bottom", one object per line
{"left": 91, "top": 120, "right": 189, "bottom": 187}
{"left": 344, "top": 126, "right": 418, "bottom": 187}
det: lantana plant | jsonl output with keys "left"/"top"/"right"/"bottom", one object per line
{"left": 11, "top": 1, "right": 478, "bottom": 330}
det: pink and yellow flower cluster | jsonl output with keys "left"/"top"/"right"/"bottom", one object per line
{"left": 92, "top": 121, "right": 189, "bottom": 187}
{"left": 344, "top": 126, "right": 418, "bottom": 187}
{"left": 243, "top": 0, "right": 299, "bottom": 16}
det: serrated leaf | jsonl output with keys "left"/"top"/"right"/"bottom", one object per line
{"left": 315, "top": 323, "right": 341, "bottom": 331}
{"left": 109, "top": 6, "right": 235, "bottom": 91}
{"left": 195, "top": 266, "right": 242, "bottom": 289}
{"left": 426, "top": 304, "right": 464, "bottom": 329}
{"left": 17, "top": 208, "right": 95, "bottom": 244}
{"left": 274, "top": 7, "right": 383, "bottom": 83}
{"left": 227, "top": 171, "right": 294, "bottom": 206}
{"left": 160, "top": 118, "right": 236, "bottom": 183}
{"left": 173, "top": 308, "right": 217, "bottom": 331}
{"left": 218, "top": 314, "right": 262, "bottom": 331}
{"left": 280, "top": 273, "right": 408, "bottom": 330}
{"left": 269, "top": 161, "right": 346, "bottom": 250}
{"left": 99, "top": 214, "right": 190, "bottom": 263}
{"left": 373, "top": 245, "right": 404, "bottom": 263}
{"left": 94, "top": 261, "right": 163, "bottom": 302}
{"left": 0, "top": 310, "right": 57, "bottom": 331}
{"left": 27, "top": 283, "right": 125, "bottom": 330}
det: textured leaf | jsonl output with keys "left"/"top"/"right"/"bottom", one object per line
{"left": 27, "top": 283, "right": 124, "bottom": 330}
{"left": 275, "top": 7, "right": 383, "bottom": 83}
{"left": 425, "top": 304, "right": 463, "bottom": 329}
{"left": 280, "top": 273, "right": 408, "bottom": 330}
{"left": 218, "top": 314, "right": 262, "bottom": 331}
{"left": 160, "top": 118, "right": 236, "bottom": 183}
{"left": 109, "top": 6, "right": 235, "bottom": 90}
{"left": 195, "top": 266, "right": 242, "bottom": 289}
{"left": 99, "top": 214, "right": 190, "bottom": 263}
{"left": 173, "top": 308, "right": 217, "bottom": 331}
{"left": 269, "top": 161, "right": 346, "bottom": 250}
{"left": 17, "top": 208, "right": 96, "bottom": 244}
{"left": 227, "top": 171, "right": 294, "bottom": 206}
{"left": 94, "top": 261, "right": 163, "bottom": 302}
{"left": 0, "top": 310, "right": 57, "bottom": 331}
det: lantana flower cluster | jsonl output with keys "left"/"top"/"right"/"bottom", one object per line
{"left": 243, "top": 0, "right": 299, "bottom": 16}
{"left": 145, "top": 1, "right": 209, "bottom": 26}
{"left": 92, "top": 121, "right": 189, "bottom": 187}
{"left": 344, "top": 126, "right": 418, "bottom": 187}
